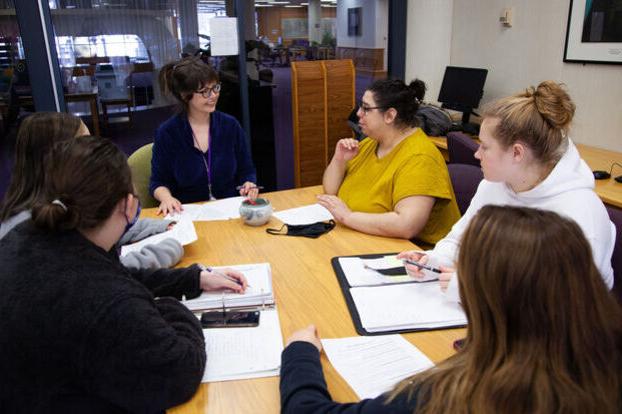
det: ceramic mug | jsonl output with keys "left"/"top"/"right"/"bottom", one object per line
{"left": 239, "top": 198, "right": 273, "bottom": 226}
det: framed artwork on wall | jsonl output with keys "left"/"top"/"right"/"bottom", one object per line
{"left": 564, "top": 0, "right": 622, "bottom": 64}
{"left": 347, "top": 7, "right": 362, "bottom": 37}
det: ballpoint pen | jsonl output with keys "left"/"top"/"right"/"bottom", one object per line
{"left": 402, "top": 259, "right": 442, "bottom": 274}
{"left": 236, "top": 185, "right": 265, "bottom": 190}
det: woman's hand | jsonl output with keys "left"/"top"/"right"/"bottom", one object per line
{"left": 286, "top": 325, "right": 322, "bottom": 352}
{"left": 157, "top": 196, "right": 182, "bottom": 216}
{"left": 334, "top": 138, "right": 360, "bottom": 162}
{"left": 317, "top": 194, "right": 352, "bottom": 223}
{"left": 396, "top": 250, "right": 430, "bottom": 279}
{"left": 239, "top": 181, "right": 259, "bottom": 200}
{"left": 439, "top": 266, "right": 455, "bottom": 293}
{"left": 200, "top": 268, "right": 248, "bottom": 293}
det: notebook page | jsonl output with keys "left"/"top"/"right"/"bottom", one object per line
{"left": 202, "top": 308, "right": 283, "bottom": 382}
{"left": 321, "top": 335, "right": 434, "bottom": 399}
{"left": 350, "top": 283, "right": 466, "bottom": 332}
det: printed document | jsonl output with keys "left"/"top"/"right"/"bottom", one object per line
{"left": 339, "top": 256, "right": 434, "bottom": 287}
{"left": 273, "top": 203, "right": 333, "bottom": 225}
{"left": 202, "top": 308, "right": 283, "bottom": 382}
{"left": 165, "top": 196, "right": 245, "bottom": 221}
{"left": 321, "top": 335, "right": 434, "bottom": 399}
{"left": 120, "top": 219, "right": 197, "bottom": 257}
{"left": 350, "top": 282, "right": 467, "bottom": 332}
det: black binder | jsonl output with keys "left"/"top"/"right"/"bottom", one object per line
{"left": 331, "top": 253, "right": 467, "bottom": 336}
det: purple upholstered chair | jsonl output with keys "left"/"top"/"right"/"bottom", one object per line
{"left": 606, "top": 205, "right": 622, "bottom": 303}
{"left": 447, "top": 163, "right": 484, "bottom": 215}
{"left": 447, "top": 131, "right": 481, "bottom": 167}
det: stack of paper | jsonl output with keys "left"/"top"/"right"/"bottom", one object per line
{"left": 201, "top": 308, "right": 283, "bottom": 382}
{"left": 166, "top": 196, "right": 245, "bottom": 221}
{"left": 120, "top": 219, "right": 197, "bottom": 257}
{"left": 350, "top": 282, "right": 466, "bottom": 332}
{"left": 321, "top": 335, "right": 434, "bottom": 399}
{"left": 182, "top": 263, "right": 274, "bottom": 311}
{"left": 273, "top": 203, "right": 333, "bottom": 225}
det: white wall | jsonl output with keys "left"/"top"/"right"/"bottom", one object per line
{"left": 337, "top": 0, "right": 389, "bottom": 70}
{"left": 405, "top": 0, "right": 453, "bottom": 102}
{"left": 406, "top": 0, "right": 622, "bottom": 152}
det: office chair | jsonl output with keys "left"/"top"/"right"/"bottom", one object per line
{"left": 606, "top": 205, "right": 622, "bottom": 303}
{"left": 127, "top": 143, "right": 158, "bottom": 208}
{"left": 447, "top": 163, "right": 484, "bottom": 215}
{"left": 447, "top": 131, "right": 480, "bottom": 167}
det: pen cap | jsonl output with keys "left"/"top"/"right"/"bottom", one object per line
{"left": 239, "top": 198, "right": 272, "bottom": 226}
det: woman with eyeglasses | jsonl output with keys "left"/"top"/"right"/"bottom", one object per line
{"left": 152, "top": 57, "right": 258, "bottom": 215}
{"left": 319, "top": 79, "right": 460, "bottom": 243}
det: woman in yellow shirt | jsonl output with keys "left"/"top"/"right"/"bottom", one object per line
{"left": 319, "top": 79, "right": 460, "bottom": 244}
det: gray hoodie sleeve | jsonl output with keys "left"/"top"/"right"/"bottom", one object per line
{"left": 120, "top": 238, "right": 184, "bottom": 271}
{"left": 118, "top": 218, "right": 175, "bottom": 245}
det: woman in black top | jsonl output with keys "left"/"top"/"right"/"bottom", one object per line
{"left": 280, "top": 206, "right": 622, "bottom": 414}
{"left": 0, "top": 136, "right": 246, "bottom": 413}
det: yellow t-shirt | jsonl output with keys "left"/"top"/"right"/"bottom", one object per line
{"left": 337, "top": 129, "right": 460, "bottom": 245}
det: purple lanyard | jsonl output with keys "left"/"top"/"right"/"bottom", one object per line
{"left": 192, "top": 128, "right": 214, "bottom": 200}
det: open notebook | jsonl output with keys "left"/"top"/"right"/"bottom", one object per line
{"left": 182, "top": 263, "right": 274, "bottom": 311}
{"left": 332, "top": 254, "right": 466, "bottom": 335}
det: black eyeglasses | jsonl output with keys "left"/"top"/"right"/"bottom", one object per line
{"left": 358, "top": 101, "right": 384, "bottom": 114}
{"left": 195, "top": 83, "right": 222, "bottom": 98}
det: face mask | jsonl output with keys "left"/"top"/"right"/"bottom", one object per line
{"left": 123, "top": 197, "right": 141, "bottom": 235}
{"left": 266, "top": 220, "right": 335, "bottom": 239}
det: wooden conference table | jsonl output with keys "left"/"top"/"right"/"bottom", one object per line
{"left": 430, "top": 136, "right": 622, "bottom": 209}
{"left": 142, "top": 185, "right": 465, "bottom": 414}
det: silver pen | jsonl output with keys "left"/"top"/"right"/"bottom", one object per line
{"left": 402, "top": 259, "right": 442, "bottom": 274}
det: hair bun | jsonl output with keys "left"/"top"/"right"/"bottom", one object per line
{"left": 531, "top": 81, "right": 575, "bottom": 130}
{"left": 408, "top": 78, "right": 427, "bottom": 101}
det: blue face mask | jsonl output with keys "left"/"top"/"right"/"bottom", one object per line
{"left": 123, "top": 197, "right": 141, "bottom": 235}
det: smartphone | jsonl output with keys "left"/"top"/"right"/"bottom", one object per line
{"left": 201, "top": 310, "right": 260, "bottom": 328}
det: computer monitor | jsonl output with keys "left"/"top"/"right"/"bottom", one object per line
{"left": 438, "top": 66, "right": 488, "bottom": 127}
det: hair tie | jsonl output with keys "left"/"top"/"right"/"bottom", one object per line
{"left": 52, "top": 199, "right": 68, "bottom": 212}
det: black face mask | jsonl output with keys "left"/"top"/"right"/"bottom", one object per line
{"left": 266, "top": 220, "right": 336, "bottom": 239}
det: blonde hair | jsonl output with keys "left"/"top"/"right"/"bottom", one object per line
{"left": 388, "top": 206, "right": 622, "bottom": 414}
{"left": 483, "top": 81, "right": 576, "bottom": 165}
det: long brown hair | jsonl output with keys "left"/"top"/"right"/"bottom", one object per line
{"left": 0, "top": 112, "right": 84, "bottom": 222}
{"left": 482, "top": 80, "right": 576, "bottom": 165}
{"left": 390, "top": 206, "right": 622, "bottom": 413}
{"left": 32, "top": 136, "right": 133, "bottom": 232}
{"left": 159, "top": 56, "right": 218, "bottom": 112}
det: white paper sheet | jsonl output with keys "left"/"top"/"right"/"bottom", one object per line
{"left": 350, "top": 282, "right": 467, "bottom": 332}
{"left": 339, "top": 256, "right": 430, "bottom": 287}
{"left": 202, "top": 308, "right": 283, "bottom": 382}
{"left": 166, "top": 197, "right": 245, "bottom": 222}
{"left": 119, "top": 219, "right": 197, "bottom": 257}
{"left": 182, "top": 263, "right": 273, "bottom": 311}
{"left": 321, "top": 335, "right": 434, "bottom": 399}
{"left": 273, "top": 203, "right": 333, "bottom": 225}
{"left": 209, "top": 17, "right": 239, "bottom": 56}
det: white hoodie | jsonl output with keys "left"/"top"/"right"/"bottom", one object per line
{"left": 427, "top": 139, "right": 615, "bottom": 301}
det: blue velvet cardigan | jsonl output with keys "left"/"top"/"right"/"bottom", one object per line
{"left": 150, "top": 111, "right": 257, "bottom": 203}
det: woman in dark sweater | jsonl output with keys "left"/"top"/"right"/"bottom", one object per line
{"left": 151, "top": 57, "right": 258, "bottom": 215}
{"left": 0, "top": 136, "right": 246, "bottom": 413}
{"left": 280, "top": 206, "right": 622, "bottom": 414}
